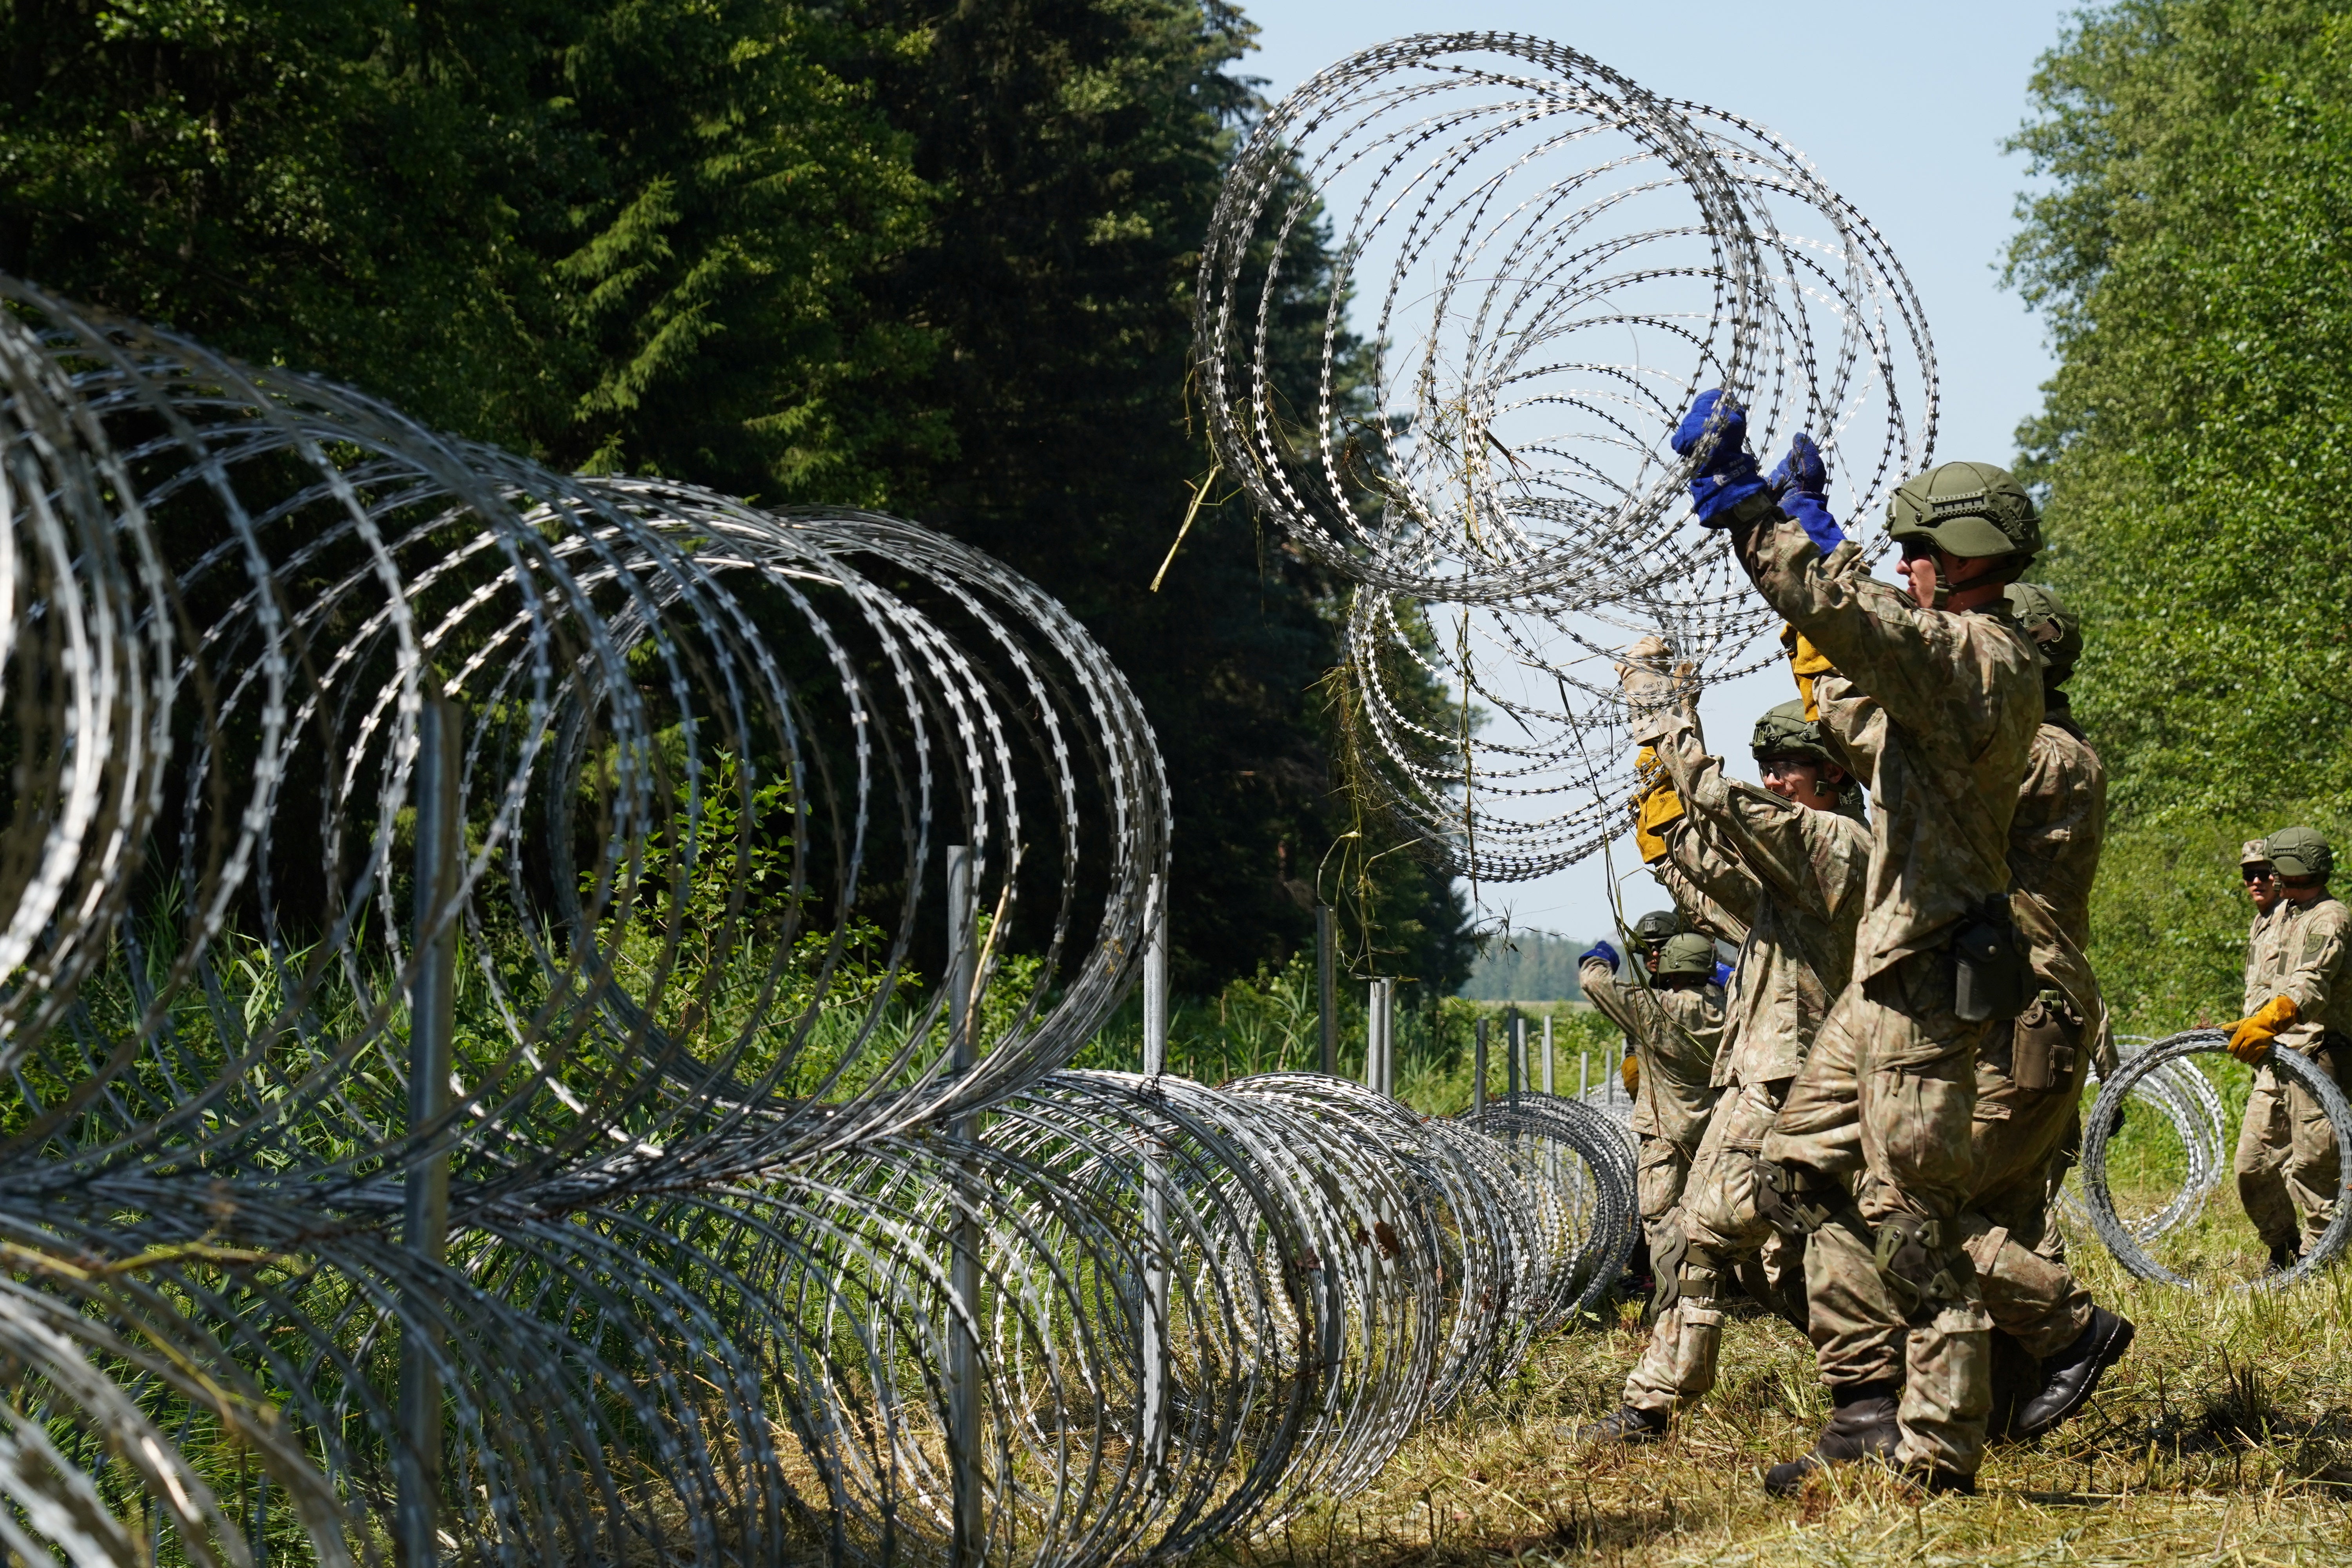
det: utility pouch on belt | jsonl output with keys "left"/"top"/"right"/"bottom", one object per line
{"left": 2009, "top": 987, "right": 2078, "bottom": 1091}
{"left": 1953, "top": 901, "right": 2030, "bottom": 1024}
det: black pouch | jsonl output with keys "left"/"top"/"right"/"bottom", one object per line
{"left": 1953, "top": 901, "right": 2030, "bottom": 1024}
{"left": 2009, "top": 988, "right": 2078, "bottom": 1091}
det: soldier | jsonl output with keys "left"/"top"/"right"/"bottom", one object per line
{"left": 2230, "top": 826, "right": 2352, "bottom": 1270}
{"left": 1580, "top": 930, "right": 1725, "bottom": 1319}
{"left": 1958, "top": 583, "right": 2134, "bottom": 1439}
{"left": 1676, "top": 390, "right": 2045, "bottom": 1495}
{"left": 1575, "top": 669, "right": 1868, "bottom": 1444}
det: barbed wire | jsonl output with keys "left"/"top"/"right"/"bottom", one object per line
{"left": 0, "top": 272, "right": 1640, "bottom": 1566}
{"left": 1196, "top": 32, "right": 1936, "bottom": 880}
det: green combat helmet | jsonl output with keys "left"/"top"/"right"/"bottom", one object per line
{"left": 2267, "top": 826, "right": 2334, "bottom": 881}
{"left": 1655, "top": 932, "right": 1717, "bottom": 979}
{"left": 1633, "top": 909, "right": 1680, "bottom": 946}
{"left": 2005, "top": 582, "right": 2083, "bottom": 682}
{"left": 1751, "top": 699, "right": 1837, "bottom": 769}
{"left": 1886, "top": 462, "right": 2042, "bottom": 563}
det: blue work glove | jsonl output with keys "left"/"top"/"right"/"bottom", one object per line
{"left": 1670, "top": 389, "right": 1769, "bottom": 526}
{"left": 1579, "top": 940, "right": 1621, "bottom": 971}
{"left": 1713, "top": 959, "right": 1733, "bottom": 988}
{"left": 1768, "top": 433, "right": 1845, "bottom": 555}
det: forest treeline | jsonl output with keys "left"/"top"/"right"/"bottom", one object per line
{"left": 0, "top": 0, "right": 1473, "bottom": 997}
{"left": 2011, "top": 0, "right": 2352, "bottom": 1028}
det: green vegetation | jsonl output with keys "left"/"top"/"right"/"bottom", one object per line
{"left": 1459, "top": 929, "right": 1601, "bottom": 1004}
{"left": 2010, "top": 0, "right": 2352, "bottom": 1030}
{"left": 0, "top": 0, "right": 1472, "bottom": 997}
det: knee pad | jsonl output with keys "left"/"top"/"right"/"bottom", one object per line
{"left": 1871, "top": 1214, "right": 1971, "bottom": 1321}
{"left": 1650, "top": 1221, "right": 1691, "bottom": 1315}
{"left": 1756, "top": 1157, "right": 1840, "bottom": 1237}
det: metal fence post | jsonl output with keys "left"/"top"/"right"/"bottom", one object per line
{"left": 1139, "top": 876, "right": 1170, "bottom": 1474}
{"left": 946, "top": 847, "right": 984, "bottom": 1565}
{"left": 397, "top": 694, "right": 460, "bottom": 1568}
{"left": 1316, "top": 904, "right": 1337, "bottom": 1076}
{"left": 1542, "top": 1014, "right": 1554, "bottom": 1094}
{"left": 1473, "top": 1016, "right": 1488, "bottom": 1119}
{"left": 1508, "top": 1013, "right": 1523, "bottom": 1106}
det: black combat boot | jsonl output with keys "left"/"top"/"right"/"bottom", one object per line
{"left": 2014, "top": 1306, "right": 2135, "bottom": 1438}
{"left": 1763, "top": 1381, "right": 1898, "bottom": 1495}
{"left": 1573, "top": 1405, "right": 1668, "bottom": 1445}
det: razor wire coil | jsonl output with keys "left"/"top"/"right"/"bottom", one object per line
{"left": 0, "top": 268, "right": 1641, "bottom": 1568}
{"left": 2080, "top": 1029, "right": 2352, "bottom": 1290}
{"left": 2054, "top": 1034, "right": 2229, "bottom": 1245}
{"left": 1195, "top": 32, "right": 1935, "bottom": 881}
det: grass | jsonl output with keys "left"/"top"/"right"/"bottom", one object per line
{"left": 1191, "top": 1058, "right": 2352, "bottom": 1566}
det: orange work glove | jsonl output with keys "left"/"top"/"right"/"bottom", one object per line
{"left": 2225, "top": 995, "right": 2298, "bottom": 1064}
{"left": 1779, "top": 622, "right": 1835, "bottom": 721}
{"left": 1620, "top": 1053, "right": 1639, "bottom": 1094}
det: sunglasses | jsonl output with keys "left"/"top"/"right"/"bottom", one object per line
{"left": 1898, "top": 540, "right": 1934, "bottom": 564}
{"left": 2244, "top": 867, "right": 2277, "bottom": 883}
{"left": 2282, "top": 875, "right": 2325, "bottom": 890}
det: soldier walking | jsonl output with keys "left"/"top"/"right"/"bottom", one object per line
{"left": 2230, "top": 827, "right": 2352, "bottom": 1270}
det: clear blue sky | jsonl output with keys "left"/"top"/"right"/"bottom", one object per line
{"left": 1229, "top": 2, "right": 2085, "bottom": 946}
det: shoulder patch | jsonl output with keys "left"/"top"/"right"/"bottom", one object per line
{"left": 2306, "top": 931, "right": 2334, "bottom": 966}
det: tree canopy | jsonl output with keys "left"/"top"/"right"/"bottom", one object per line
{"left": 2010, "top": 0, "right": 2352, "bottom": 1027}
{"left": 0, "top": 0, "right": 1473, "bottom": 997}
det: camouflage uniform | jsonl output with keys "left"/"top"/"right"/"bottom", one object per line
{"left": 1581, "top": 955, "right": 1724, "bottom": 1258}
{"left": 1617, "top": 694, "right": 1868, "bottom": 1418}
{"left": 2234, "top": 894, "right": 2352, "bottom": 1250}
{"left": 1735, "top": 521, "right": 2044, "bottom": 1479}
{"left": 1958, "top": 702, "right": 2108, "bottom": 1365}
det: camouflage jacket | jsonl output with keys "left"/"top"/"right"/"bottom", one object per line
{"left": 2245, "top": 906, "right": 2288, "bottom": 1016}
{"left": 2008, "top": 707, "right": 2105, "bottom": 953}
{"left": 1653, "top": 833, "right": 1756, "bottom": 949}
{"left": 1632, "top": 700, "right": 1868, "bottom": 1089}
{"left": 1579, "top": 957, "right": 1722, "bottom": 1148}
{"left": 2248, "top": 895, "right": 2352, "bottom": 1056}
{"left": 2007, "top": 709, "right": 2112, "bottom": 1068}
{"left": 1733, "top": 520, "right": 2044, "bottom": 982}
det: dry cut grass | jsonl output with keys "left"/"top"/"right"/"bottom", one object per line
{"left": 1192, "top": 1208, "right": 2352, "bottom": 1566}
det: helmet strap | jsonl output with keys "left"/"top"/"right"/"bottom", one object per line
{"left": 1929, "top": 554, "right": 1952, "bottom": 612}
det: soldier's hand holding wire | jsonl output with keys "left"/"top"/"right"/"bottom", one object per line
{"left": 2225, "top": 995, "right": 2298, "bottom": 1065}
{"left": 1768, "top": 433, "right": 1846, "bottom": 555}
{"left": 1670, "top": 390, "right": 1769, "bottom": 526}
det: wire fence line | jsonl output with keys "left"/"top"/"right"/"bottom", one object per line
{"left": 0, "top": 259, "right": 1640, "bottom": 1568}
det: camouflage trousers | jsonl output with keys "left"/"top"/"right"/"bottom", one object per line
{"left": 1636, "top": 1132, "right": 1694, "bottom": 1235}
{"left": 1762, "top": 951, "right": 1994, "bottom": 1476}
{"left": 1962, "top": 1024, "right": 2094, "bottom": 1361}
{"left": 1624, "top": 1075, "right": 1805, "bottom": 1416}
{"left": 2235, "top": 1046, "right": 2349, "bottom": 1252}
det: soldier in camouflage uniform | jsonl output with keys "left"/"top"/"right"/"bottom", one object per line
{"left": 1575, "top": 661, "right": 1869, "bottom": 1443}
{"left": 2230, "top": 826, "right": 2352, "bottom": 1268}
{"left": 1958, "top": 583, "right": 2133, "bottom": 1438}
{"left": 1580, "top": 932, "right": 1724, "bottom": 1310}
{"left": 1675, "top": 392, "right": 2045, "bottom": 1494}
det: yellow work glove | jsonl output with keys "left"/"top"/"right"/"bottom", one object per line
{"left": 1630, "top": 746, "right": 1684, "bottom": 864}
{"left": 1620, "top": 1053, "right": 1639, "bottom": 1094}
{"left": 2226, "top": 995, "right": 2298, "bottom": 1064}
{"left": 1779, "top": 622, "right": 1835, "bottom": 721}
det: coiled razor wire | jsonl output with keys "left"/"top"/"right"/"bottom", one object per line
{"left": 1195, "top": 33, "right": 1936, "bottom": 880}
{"left": 2081, "top": 1029, "right": 2352, "bottom": 1290}
{"left": 0, "top": 271, "right": 1641, "bottom": 1566}
{"left": 2055, "top": 1034, "right": 2229, "bottom": 1245}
